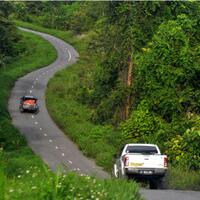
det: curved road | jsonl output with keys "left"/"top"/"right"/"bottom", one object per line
{"left": 8, "top": 28, "right": 200, "bottom": 200}
{"left": 8, "top": 27, "right": 108, "bottom": 178}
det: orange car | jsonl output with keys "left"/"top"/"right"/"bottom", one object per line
{"left": 19, "top": 96, "right": 39, "bottom": 113}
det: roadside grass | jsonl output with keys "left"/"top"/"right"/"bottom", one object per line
{"left": 168, "top": 166, "right": 200, "bottom": 190}
{"left": 18, "top": 21, "right": 200, "bottom": 191}
{"left": 1, "top": 167, "right": 142, "bottom": 200}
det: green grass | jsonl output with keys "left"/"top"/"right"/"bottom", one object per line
{"left": 1, "top": 169, "right": 142, "bottom": 200}
{"left": 168, "top": 166, "right": 200, "bottom": 190}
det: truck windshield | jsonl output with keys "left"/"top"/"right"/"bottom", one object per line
{"left": 126, "top": 146, "right": 158, "bottom": 154}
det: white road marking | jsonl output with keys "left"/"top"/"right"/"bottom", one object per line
{"left": 55, "top": 146, "right": 59, "bottom": 149}
{"left": 30, "top": 90, "right": 32, "bottom": 94}
{"left": 68, "top": 160, "right": 72, "bottom": 164}
{"left": 34, "top": 121, "right": 38, "bottom": 125}
{"left": 68, "top": 50, "right": 71, "bottom": 61}
{"left": 49, "top": 139, "right": 53, "bottom": 143}
{"left": 44, "top": 133, "right": 47, "bottom": 136}
{"left": 77, "top": 168, "right": 80, "bottom": 171}
{"left": 36, "top": 78, "right": 38, "bottom": 81}
{"left": 62, "top": 153, "right": 65, "bottom": 157}
{"left": 32, "top": 85, "right": 34, "bottom": 89}
{"left": 39, "top": 128, "right": 42, "bottom": 130}
{"left": 31, "top": 115, "right": 34, "bottom": 119}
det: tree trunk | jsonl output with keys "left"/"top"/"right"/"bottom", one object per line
{"left": 118, "top": 54, "right": 134, "bottom": 121}
{"left": 125, "top": 55, "right": 133, "bottom": 119}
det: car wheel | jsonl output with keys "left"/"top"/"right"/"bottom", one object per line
{"left": 158, "top": 176, "right": 168, "bottom": 189}
{"left": 19, "top": 107, "right": 24, "bottom": 113}
{"left": 149, "top": 179, "right": 158, "bottom": 189}
{"left": 34, "top": 108, "right": 39, "bottom": 114}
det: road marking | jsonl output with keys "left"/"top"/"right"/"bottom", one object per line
{"left": 68, "top": 50, "right": 71, "bottom": 61}
{"left": 39, "top": 128, "right": 42, "bottom": 130}
{"left": 55, "top": 146, "right": 59, "bottom": 149}
{"left": 31, "top": 115, "right": 34, "bottom": 119}
{"left": 36, "top": 78, "right": 38, "bottom": 81}
{"left": 62, "top": 153, "right": 65, "bottom": 157}
{"left": 44, "top": 133, "right": 47, "bottom": 136}
{"left": 34, "top": 121, "right": 38, "bottom": 125}
{"left": 49, "top": 139, "right": 53, "bottom": 143}
{"left": 77, "top": 168, "right": 80, "bottom": 171}
{"left": 68, "top": 160, "right": 72, "bottom": 164}
{"left": 30, "top": 90, "right": 32, "bottom": 94}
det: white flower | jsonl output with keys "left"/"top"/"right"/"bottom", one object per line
{"left": 26, "top": 170, "right": 30, "bottom": 174}
{"left": 9, "top": 189, "right": 14, "bottom": 193}
{"left": 17, "top": 175, "right": 21, "bottom": 178}
{"left": 31, "top": 186, "right": 37, "bottom": 190}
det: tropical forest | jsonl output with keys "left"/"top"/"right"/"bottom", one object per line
{"left": 1, "top": 1, "right": 200, "bottom": 199}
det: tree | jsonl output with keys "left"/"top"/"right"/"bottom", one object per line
{"left": 0, "top": 2, "right": 19, "bottom": 67}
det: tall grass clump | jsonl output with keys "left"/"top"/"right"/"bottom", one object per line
{"left": 168, "top": 165, "right": 200, "bottom": 191}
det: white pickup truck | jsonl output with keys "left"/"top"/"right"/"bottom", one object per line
{"left": 113, "top": 144, "right": 168, "bottom": 189}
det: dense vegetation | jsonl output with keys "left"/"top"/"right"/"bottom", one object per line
{"left": 0, "top": 2, "right": 21, "bottom": 67}
{"left": 0, "top": 2, "right": 142, "bottom": 199}
{"left": 14, "top": 1, "right": 200, "bottom": 190}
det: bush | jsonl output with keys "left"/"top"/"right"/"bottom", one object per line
{"left": 165, "top": 127, "right": 200, "bottom": 170}
{"left": 121, "top": 100, "right": 157, "bottom": 143}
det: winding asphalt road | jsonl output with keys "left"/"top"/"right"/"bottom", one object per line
{"left": 8, "top": 28, "right": 200, "bottom": 200}
{"left": 8, "top": 27, "right": 108, "bottom": 178}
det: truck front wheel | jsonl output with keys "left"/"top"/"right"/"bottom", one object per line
{"left": 158, "top": 176, "right": 168, "bottom": 189}
{"left": 149, "top": 179, "right": 158, "bottom": 189}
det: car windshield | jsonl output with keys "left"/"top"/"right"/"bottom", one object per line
{"left": 125, "top": 145, "right": 158, "bottom": 154}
